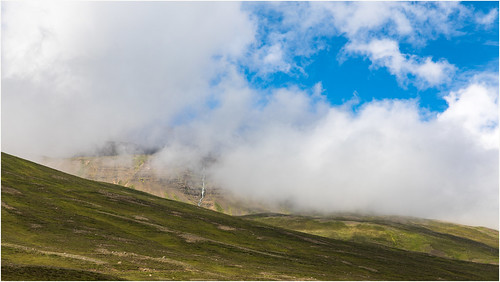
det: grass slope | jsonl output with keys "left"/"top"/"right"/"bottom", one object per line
{"left": 243, "top": 213, "right": 499, "bottom": 265}
{"left": 2, "top": 152, "right": 498, "bottom": 280}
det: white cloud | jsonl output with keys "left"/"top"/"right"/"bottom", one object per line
{"left": 206, "top": 85, "right": 498, "bottom": 228}
{"left": 319, "top": 1, "right": 398, "bottom": 38}
{"left": 475, "top": 8, "right": 498, "bottom": 27}
{"left": 253, "top": 43, "right": 291, "bottom": 74}
{"left": 414, "top": 57, "right": 454, "bottom": 86}
{"left": 439, "top": 82, "right": 499, "bottom": 150}
{"left": 297, "top": 1, "right": 468, "bottom": 46}
{"left": 344, "top": 39, "right": 455, "bottom": 87}
{"left": 2, "top": 1, "right": 256, "bottom": 158}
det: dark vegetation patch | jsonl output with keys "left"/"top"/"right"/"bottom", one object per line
{"left": 1, "top": 264, "right": 123, "bottom": 281}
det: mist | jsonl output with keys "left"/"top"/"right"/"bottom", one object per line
{"left": 2, "top": 2, "right": 498, "bottom": 228}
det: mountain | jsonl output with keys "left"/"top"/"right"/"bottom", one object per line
{"left": 40, "top": 153, "right": 500, "bottom": 265}
{"left": 40, "top": 154, "right": 273, "bottom": 215}
{"left": 2, "top": 152, "right": 498, "bottom": 280}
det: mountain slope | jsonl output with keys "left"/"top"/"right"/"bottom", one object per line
{"left": 40, "top": 154, "right": 272, "bottom": 215}
{"left": 2, "top": 152, "right": 499, "bottom": 280}
{"left": 243, "top": 213, "right": 499, "bottom": 264}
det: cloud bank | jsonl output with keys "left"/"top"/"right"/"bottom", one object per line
{"left": 2, "top": 2, "right": 498, "bottom": 228}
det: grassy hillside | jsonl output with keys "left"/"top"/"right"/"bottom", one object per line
{"left": 243, "top": 213, "right": 499, "bottom": 265}
{"left": 2, "top": 152, "right": 499, "bottom": 280}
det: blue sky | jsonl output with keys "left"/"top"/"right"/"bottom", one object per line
{"left": 2, "top": 1, "right": 499, "bottom": 228}
{"left": 242, "top": 1, "right": 499, "bottom": 113}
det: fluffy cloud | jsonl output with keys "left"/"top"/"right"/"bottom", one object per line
{"left": 439, "top": 80, "right": 499, "bottom": 150}
{"left": 475, "top": 8, "right": 499, "bottom": 27}
{"left": 212, "top": 87, "right": 497, "bottom": 229}
{"left": 344, "top": 39, "right": 455, "bottom": 87}
{"left": 309, "top": 1, "right": 470, "bottom": 44}
{"left": 2, "top": 1, "right": 255, "bottom": 158}
{"left": 150, "top": 73, "right": 498, "bottom": 228}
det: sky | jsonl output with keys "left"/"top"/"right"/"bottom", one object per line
{"left": 2, "top": 1, "right": 499, "bottom": 228}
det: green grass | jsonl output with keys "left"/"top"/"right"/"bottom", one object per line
{"left": 133, "top": 155, "right": 148, "bottom": 170}
{"left": 214, "top": 202, "right": 224, "bottom": 213}
{"left": 243, "top": 213, "right": 499, "bottom": 264}
{"left": 2, "top": 152, "right": 498, "bottom": 280}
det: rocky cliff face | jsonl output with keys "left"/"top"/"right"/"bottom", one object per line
{"left": 41, "top": 154, "right": 270, "bottom": 215}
